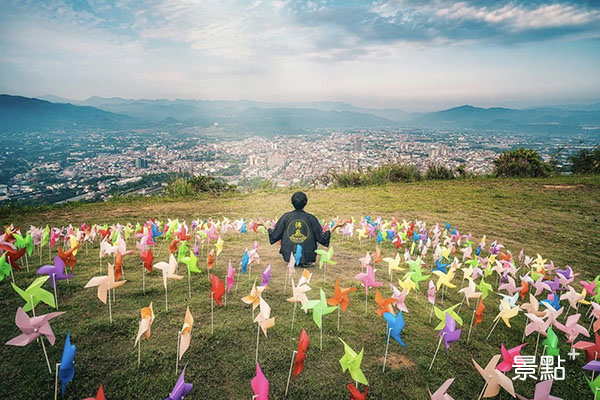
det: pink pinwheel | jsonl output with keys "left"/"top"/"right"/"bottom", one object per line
{"left": 516, "top": 379, "right": 563, "bottom": 400}
{"left": 439, "top": 313, "right": 461, "bottom": 350}
{"left": 6, "top": 307, "right": 65, "bottom": 346}
{"left": 226, "top": 261, "right": 235, "bottom": 294}
{"left": 555, "top": 314, "right": 589, "bottom": 343}
{"left": 36, "top": 255, "right": 74, "bottom": 288}
{"left": 389, "top": 284, "right": 409, "bottom": 313}
{"left": 524, "top": 313, "right": 550, "bottom": 337}
{"left": 428, "top": 377, "right": 455, "bottom": 400}
{"left": 543, "top": 306, "right": 564, "bottom": 329}
{"left": 428, "top": 280, "right": 436, "bottom": 305}
{"left": 573, "top": 333, "right": 600, "bottom": 363}
{"left": 287, "top": 252, "right": 296, "bottom": 276}
{"left": 531, "top": 277, "right": 552, "bottom": 297}
{"left": 261, "top": 265, "right": 272, "bottom": 287}
{"left": 590, "top": 303, "right": 600, "bottom": 333}
{"left": 497, "top": 343, "right": 527, "bottom": 372}
{"left": 251, "top": 363, "right": 269, "bottom": 400}
{"left": 498, "top": 276, "right": 522, "bottom": 296}
{"left": 560, "top": 285, "right": 587, "bottom": 309}
{"left": 581, "top": 280, "right": 597, "bottom": 296}
{"left": 354, "top": 265, "right": 382, "bottom": 294}
{"left": 359, "top": 252, "right": 371, "bottom": 270}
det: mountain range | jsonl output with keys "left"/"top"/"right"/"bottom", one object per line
{"left": 1, "top": 94, "right": 599, "bottom": 134}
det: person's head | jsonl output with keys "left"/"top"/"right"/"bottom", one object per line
{"left": 291, "top": 191, "right": 307, "bottom": 210}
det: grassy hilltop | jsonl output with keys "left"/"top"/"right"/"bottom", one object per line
{"left": 0, "top": 175, "right": 599, "bottom": 399}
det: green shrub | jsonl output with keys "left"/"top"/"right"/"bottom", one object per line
{"left": 167, "top": 175, "right": 235, "bottom": 197}
{"left": 493, "top": 147, "right": 553, "bottom": 178}
{"left": 570, "top": 146, "right": 600, "bottom": 174}
{"left": 329, "top": 163, "right": 423, "bottom": 187}
{"left": 425, "top": 164, "right": 456, "bottom": 180}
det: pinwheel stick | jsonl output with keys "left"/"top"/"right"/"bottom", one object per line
{"left": 41, "top": 336, "right": 52, "bottom": 374}
{"left": 52, "top": 274, "right": 58, "bottom": 310}
{"left": 477, "top": 382, "right": 489, "bottom": 400}
{"left": 142, "top": 265, "right": 145, "bottom": 295}
{"left": 211, "top": 292, "right": 214, "bottom": 335}
{"left": 137, "top": 339, "right": 141, "bottom": 367}
{"left": 522, "top": 315, "right": 529, "bottom": 343}
{"left": 467, "top": 309, "right": 476, "bottom": 343}
{"left": 365, "top": 291, "right": 368, "bottom": 315}
{"left": 165, "top": 284, "right": 168, "bottom": 312}
{"left": 10, "top": 266, "right": 15, "bottom": 285}
{"left": 25, "top": 254, "right": 29, "bottom": 272}
{"left": 320, "top": 323, "right": 323, "bottom": 351}
{"left": 291, "top": 302, "right": 297, "bottom": 332}
{"left": 108, "top": 285, "right": 113, "bottom": 324}
{"left": 383, "top": 328, "right": 392, "bottom": 372}
{"left": 485, "top": 318, "right": 501, "bottom": 340}
{"left": 54, "top": 362, "right": 61, "bottom": 400}
{"left": 337, "top": 306, "right": 341, "bottom": 332}
{"left": 255, "top": 323, "right": 260, "bottom": 364}
{"left": 187, "top": 271, "right": 192, "bottom": 298}
{"left": 429, "top": 303, "right": 435, "bottom": 323}
{"left": 175, "top": 330, "right": 181, "bottom": 374}
{"left": 537, "top": 346, "right": 546, "bottom": 373}
{"left": 534, "top": 331, "right": 541, "bottom": 358}
{"left": 285, "top": 350, "right": 298, "bottom": 397}
{"left": 457, "top": 295, "right": 465, "bottom": 315}
{"left": 283, "top": 269, "right": 288, "bottom": 293}
{"left": 428, "top": 332, "right": 445, "bottom": 371}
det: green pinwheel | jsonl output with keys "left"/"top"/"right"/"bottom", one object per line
{"left": 177, "top": 241, "right": 189, "bottom": 263}
{"left": 339, "top": 338, "right": 368, "bottom": 385}
{"left": 12, "top": 275, "right": 56, "bottom": 311}
{"left": 404, "top": 257, "right": 430, "bottom": 289}
{"left": 477, "top": 276, "right": 493, "bottom": 299}
{"left": 0, "top": 253, "right": 12, "bottom": 281}
{"left": 41, "top": 226, "right": 50, "bottom": 248}
{"left": 304, "top": 289, "right": 337, "bottom": 329}
{"left": 13, "top": 232, "right": 34, "bottom": 256}
{"left": 181, "top": 250, "right": 201, "bottom": 274}
{"left": 586, "top": 374, "right": 600, "bottom": 398}
{"left": 542, "top": 326, "right": 560, "bottom": 356}
{"left": 315, "top": 246, "right": 336, "bottom": 269}
{"left": 434, "top": 304, "right": 463, "bottom": 330}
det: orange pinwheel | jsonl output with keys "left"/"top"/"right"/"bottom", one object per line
{"left": 58, "top": 245, "right": 80, "bottom": 269}
{"left": 327, "top": 279, "right": 356, "bottom": 312}
{"left": 474, "top": 298, "right": 485, "bottom": 328}
{"left": 210, "top": 273, "right": 225, "bottom": 306}
{"left": 242, "top": 280, "right": 265, "bottom": 310}
{"left": 207, "top": 249, "right": 215, "bottom": 270}
{"left": 169, "top": 238, "right": 180, "bottom": 255}
{"left": 519, "top": 281, "right": 529, "bottom": 300}
{"left": 373, "top": 245, "right": 383, "bottom": 263}
{"left": 374, "top": 289, "right": 395, "bottom": 317}
{"left": 114, "top": 251, "right": 124, "bottom": 281}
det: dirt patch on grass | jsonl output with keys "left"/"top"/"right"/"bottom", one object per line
{"left": 380, "top": 352, "right": 415, "bottom": 370}
{"left": 542, "top": 184, "right": 583, "bottom": 189}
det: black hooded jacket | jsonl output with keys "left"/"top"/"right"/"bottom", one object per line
{"left": 267, "top": 209, "right": 330, "bottom": 264}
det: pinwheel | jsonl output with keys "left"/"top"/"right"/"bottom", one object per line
{"left": 58, "top": 331, "right": 76, "bottom": 396}
{"left": 543, "top": 304, "right": 564, "bottom": 328}
{"left": 521, "top": 294, "right": 547, "bottom": 318}
{"left": 556, "top": 313, "right": 589, "bottom": 343}
{"left": 434, "top": 304, "right": 463, "bottom": 330}
{"left": 288, "top": 277, "right": 312, "bottom": 331}
{"left": 516, "top": 379, "right": 563, "bottom": 400}
{"left": 251, "top": 363, "right": 269, "bottom": 400}
{"left": 347, "top": 383, "right": 368, "bottom": 400}
{"left": 6, "top": 307, "right": 64, "bottom": 373}
{"left": 141, "top": 249, "right": 154, "bottom": 272}
{"left": 261, "top": 265, "right": 272, "bottom": 287}
{"left": 383, "top": 253, "right": 403, "bottom": 279}
{"left": 0, "top": 253, "right": 13, "bottom": 281}
{"left": 497, "top": 343, "right": 527, "bottom": 372}
{"left": 153, "top": 254, "right": 183, "bottom": 312}
{"left": 561, "top": 286, "right": 589, "bottom": 312}
{"left": 477, "top": 276, "right": 493, "bottom": 299}
{"left": 458, "top": 278, "right": 482, "bottom": 307}
{"left": 84, "top": 262, "right": 127, "bottom": 322}
{"left": 303, "top": 289, "right": 336, "bottom": 349}
{"left": 440, "top": 313, "right": 462, "bottom": 350}
{"left": 241, "top": 249, "right": 249, "bottom": 275}
{"left": 339, "top": 338, "right": 368, "bottom": 385}
{"left": 389, "top": 284, "right": 409, "bottom": 313}
{"left": 210, "top": 273, "right": 225, "bottom": 307}
{"left": 428, "top": 378, "right": 455, "bottom": 400}
{"left": 354, "top": 265, "right": 383, "bottom": 314}
{"left": 294, "top": 244, "right": 302, "bottom": 266}
{"left": 165, "top": 365, "right": 193, "bottom": 400}
{"left": 226, "top": 261, "right": 235, "bottom": 294}
{"left": 12, "top": 275, "right": 56, "bottom": 312}
{"left": 384, "top": 311, "right": 406, "bottom": 346}
{"left": 58, "top": 245, "right": 79, "bottom": 270}
{"left": 542, "top": 326, "right": 560, "bottom": 356}
{"left": 499, "top": 276, "right": 522, "bottom": 296}
{"left": 178, "top": 307, "right": 194, "bottom": 367}
{"left": 397, "top": 276, "right": 417, "bottom": 295}
{"left": 215, "top": 236, "right": 224, "bottom": 257}
{"left": 375, "top": 289, "right": 395, "bottom": 317}
{"left": 293, "top": 329, "right": 309, "bottom": 378}
{"left": 585, "top": 374, "right": 600, "bottom": 399}
{"left": 359, "top": 252, "right": 371, "bottom": 270}
{"left": 315, "top": 245, "right": 336, "bottom": 269}
{"left": 242, "top": 280, "right": 265, "bottom": 311}
{"left": 473, "top": 354, "right": 516, "bottom": 399}
{"left": 327, "top": 279, "right": 356, "bottom": 331}
{"left": 574, "top": 333, "right": 600, "bottom": 363}
{"left": 531, "top": 276, "right": 552, "bottom": 297}
{"left": 83, "top": 385, "right": 106, "bottom": 400}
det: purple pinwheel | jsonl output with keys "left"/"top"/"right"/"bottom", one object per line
{"left": 37, "top": 256, "right": 74, "bottom": 289}
{"left": 439, "top": 313, "right": 462, "bottom": 350}
{"left": 516, "top": 379, "right": 563, "bottom": 400}
{"left": 165, "top": 365, "right": 193, "bottom": 400}
{"left": 261, "top": 265, "right": 272, "bottom": 287}
{"left": 583, "top": 361, "right": 600, "bottom": 373}
{"left": 6, "top": 307, "right": 65, "bottom": 346}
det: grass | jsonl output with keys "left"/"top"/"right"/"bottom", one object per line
{"left": 0, "top": 175, "right": 599, "bottom": 399}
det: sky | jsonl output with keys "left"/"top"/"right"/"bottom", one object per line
{"left": 0, "top": 0, "right": 599, "bottom": 111}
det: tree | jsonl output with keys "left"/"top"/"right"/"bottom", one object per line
{"left": 570, "top": 146, "right": 600, "bottom": 174}
{"left": 493, "top": 148, "right": 553, "bottom": 178}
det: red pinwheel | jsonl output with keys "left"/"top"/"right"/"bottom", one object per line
{"left": 210, "top": 273, "right": 225, "bottom": 306}
{"left": 573, "top": 333, "right": 600, "bottom": 363}
{"left": 83, "top": 385, "right": 105, "bottom": 400}
{"left": 141, "top": 249, "right": 154, "bottom": 272}
{"left": 4, "top": 247, "right": 26, "bottom": 271}
{"left": 293, "top": 329, "right": 309, "bottom": 378}
{"left": 58, "top": 245, "right": 79, "bottom": 269}
{"left": 347, "top": 383, "right": 368, "bottom": 400}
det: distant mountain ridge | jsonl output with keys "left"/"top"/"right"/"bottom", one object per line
{"left": 3, "top": 94, "right": 600, "bottom": 134}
